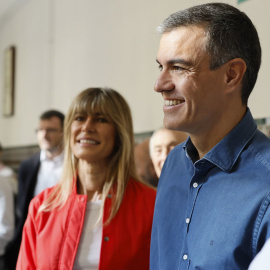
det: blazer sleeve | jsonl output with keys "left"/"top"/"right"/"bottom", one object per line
{"left": 16, "top": 153, "right": 40, "bottom": 220}
{"left": 16, "top": 199, "right": 39, "bottom": 269}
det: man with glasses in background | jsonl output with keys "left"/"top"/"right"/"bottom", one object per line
{"left": 5, "top": 110, "right": 65, "bottom": 270}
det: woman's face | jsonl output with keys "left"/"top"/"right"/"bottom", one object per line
{"left": 70, "top": 111, "right": 117, "bottom": 164}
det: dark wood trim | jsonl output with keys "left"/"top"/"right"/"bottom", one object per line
{"left": 2, "top": 144, "right": 39, "bottom": 172}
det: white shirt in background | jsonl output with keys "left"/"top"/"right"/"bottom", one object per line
{"left": 0, "top": 164, "right": 18, "bottom": 194}
{"left": 248, "top": 238, "right": 270, "bottom": 270}
{"left": 73, "top": 200, "right": 103, "bottom": 270}
{"left": 0, "top": 175, "right": 14, "bottom": 256}
{"left": 34, "top": 150, "right": 64, "bottom": 196}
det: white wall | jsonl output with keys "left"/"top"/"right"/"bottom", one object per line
{"left": 0, "top": 0, "right": 53, "bottom": 146}
{"left": 0, "top": 0, "right": 269, "bottom": 147}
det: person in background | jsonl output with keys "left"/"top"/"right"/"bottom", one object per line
{"left": 134, "top": 138, "right": 159, "bottom": 187}
{"left": 0, "top": 144, "right": 17, "bottom": 196}
{"left": 0, "top": 144, "right": 16, "bottom": 270}
{"left": 150, "top": 3, "right": 270, "bottom": 270}
{"left": 16, "top": 88, "right": 156, "bottom": 269}
{"left": 5, "top": 109, "right": 65, "bottom": 270}
{"left": 149, "top": 127, "right": 188, "bottom": 178}
{"left": 0, "top": 175, "right": 14, "bottom": 270}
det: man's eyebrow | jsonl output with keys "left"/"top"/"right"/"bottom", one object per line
{"left": 156, "top": 58, "right": 192, "bottom": 66}
{"left": 169, "top": 59, "right": 192, "bottom": 66}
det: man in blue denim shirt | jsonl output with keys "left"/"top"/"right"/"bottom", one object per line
{"left": 150, "top": 3, "right": 270, "bottom": 270}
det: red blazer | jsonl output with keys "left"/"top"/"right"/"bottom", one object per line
{"left": 16, "top": 178, "right": 156, "bottom": 270}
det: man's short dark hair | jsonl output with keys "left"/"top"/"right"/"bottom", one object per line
{"left": 40, "top": 110, "right": 65, "bottom": 128}
{"left": 157, "top": 3, "right": 261, "bottom": 105}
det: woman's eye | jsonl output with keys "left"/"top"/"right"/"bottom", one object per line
{"left": 97, "top": 118, "right": 107, "bottom": 123}
{"left": 75, "top": 116, "right": 84, "bottom": 121}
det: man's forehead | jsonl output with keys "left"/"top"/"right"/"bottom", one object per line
{"left": 157, "top": 28, "right": 209, "bottom": 70}
{"left": 153, "top": 132, "right": 175, "bottom": 143}
{"left": 158, "top": 26, "right": 207, "bottom": 54}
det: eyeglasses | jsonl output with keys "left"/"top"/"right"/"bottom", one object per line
{"left": 35, "top": 128, "right": 62, "bottom": 134}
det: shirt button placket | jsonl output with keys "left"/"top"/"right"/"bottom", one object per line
{"left": 183, "top": 254, "right": 188, "bottom": 260}
{"left": 193, "top": 182, "right": 198, "bottom": 188}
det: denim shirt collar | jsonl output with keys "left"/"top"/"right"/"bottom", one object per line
{"left": 184, "top": 108, "right": 257, "bottom": 172}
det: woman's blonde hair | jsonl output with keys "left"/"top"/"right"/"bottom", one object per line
{"left": 39, "top": 87, "right": 139, "bottom": 224}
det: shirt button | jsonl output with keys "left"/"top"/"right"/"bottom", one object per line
{"left": 104, "top": 236, "right": 109, "bottom": 241}
{"left": 183, "top": 254, "right": 188, "bottom": 260}
{"left": 80, "top": 197, "right": 85, "bottom": 202}
{"left": 186, "top": 218, "right": 190, "bottom": 224}
{"left": 193, "top": 182, "right": 198, "bottom": 188}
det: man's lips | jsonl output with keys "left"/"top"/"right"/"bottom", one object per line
{"left": 164, "top": 99, "right": 185, "bottom": 106}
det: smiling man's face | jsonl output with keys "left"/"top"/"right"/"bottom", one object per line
{"left": 154, "top": 26, "right": 228, "bottom": 136}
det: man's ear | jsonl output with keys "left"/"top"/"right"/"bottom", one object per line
{"left": 226, "top": 58, "right": 247, "bottom": 87}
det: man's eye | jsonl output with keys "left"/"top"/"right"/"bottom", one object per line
{"left": 158, "top": 64, "right": 163, "bottom": 71}
{"left": 173, "top": 66, "right": 183, "bottom": 71}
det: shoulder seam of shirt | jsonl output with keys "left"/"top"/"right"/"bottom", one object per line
{"left": 252, "top": 191, "right": 270, "bottom": 257}
{"left": 248, "top": 139, "right": 270, "bottom": 171}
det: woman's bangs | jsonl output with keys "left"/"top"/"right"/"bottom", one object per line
{"left": 74, "top": 91, "right": 110, "bottom": 118}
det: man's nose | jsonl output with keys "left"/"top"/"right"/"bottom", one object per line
{"left": 154, "top": 71, "right": 175, "bottom": 93}
{"left": 160, "top": 150, "right": 167, "bottom": 161}
{"left": 160, "top": 148, "right": 171, "bottom": 161}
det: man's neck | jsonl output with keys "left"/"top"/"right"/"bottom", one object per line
{"left": 45, "top": 147, "right": 63, "bottom": 160}
{"left": 190, "top": 106, "right": 247, "bottom": 161}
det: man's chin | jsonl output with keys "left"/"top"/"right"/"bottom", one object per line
{"left": 40, "top": 145, "right": 52, "bottom": 151}
{"left": 163, "top": 119, "right": 181, "bottom": 131}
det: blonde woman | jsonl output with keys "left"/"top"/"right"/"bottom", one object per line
{"left": 16, "top": 88, "right": 156, "bottom": 270}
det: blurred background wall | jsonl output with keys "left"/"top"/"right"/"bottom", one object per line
{"left": 0, "top": 0, "right": 269, "bottom": 148}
